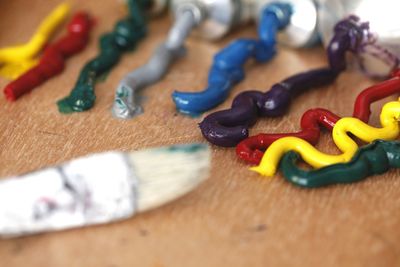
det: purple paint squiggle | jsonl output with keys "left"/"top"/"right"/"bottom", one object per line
{"left": 199, "top": 16, "right": 373, "bottom": 147}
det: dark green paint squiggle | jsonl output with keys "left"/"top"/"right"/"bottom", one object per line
{"left": 57, "top": 0, "right": 149, "bottom": 113}
{"left": 280, "top": 140, "right": 400, "bottom": 188}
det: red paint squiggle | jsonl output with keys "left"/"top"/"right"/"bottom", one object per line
{"left": 237, "top": 70, "right": 400, "bottom": 164}
{"left": 4, "top": 12, "right": 92, "bottom": 101}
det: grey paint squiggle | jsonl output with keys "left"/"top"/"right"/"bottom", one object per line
{"left": 112, "top": 10, "right": 198, "bottom": 119}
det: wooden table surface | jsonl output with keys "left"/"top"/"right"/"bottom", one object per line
{"left": 1, "top": 1, "right": 400, "bottom": 266}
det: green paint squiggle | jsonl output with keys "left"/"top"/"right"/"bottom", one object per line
{"left": 280, "top": 140, "right": 400, "bottom": 188}
{"left": 57, "top": 0, "right": 148, "bottom": 113}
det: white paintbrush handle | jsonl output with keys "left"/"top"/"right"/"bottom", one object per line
{"left": 0, "top": 152, "right": 136, "bottom": 237}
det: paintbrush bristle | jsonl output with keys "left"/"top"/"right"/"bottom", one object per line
{"left": 128, "top": 143, "right": 211, "bottom": 212}
{"left": 0, "top": 143, "right": 211, "bottom": 237}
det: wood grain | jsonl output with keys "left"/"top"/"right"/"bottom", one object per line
{"left": 1, "top": 1, "right": 400, "bottom": 266}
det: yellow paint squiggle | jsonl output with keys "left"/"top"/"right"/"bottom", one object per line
{"left": 0, "top": 3, "right": 69, "bottom": 79}
{"left": 250, "top": 99, "right": 400, "bottom": 176}
{"left": 0, "top": 59, "right": 39, "bottom": 80}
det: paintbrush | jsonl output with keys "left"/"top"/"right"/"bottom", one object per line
{"left": 0, "top": 143, "right": 211, "bottom": 238}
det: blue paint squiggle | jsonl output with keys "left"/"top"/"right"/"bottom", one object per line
{"left": 172, "top": 3, "right": 292, "bottom": 116}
